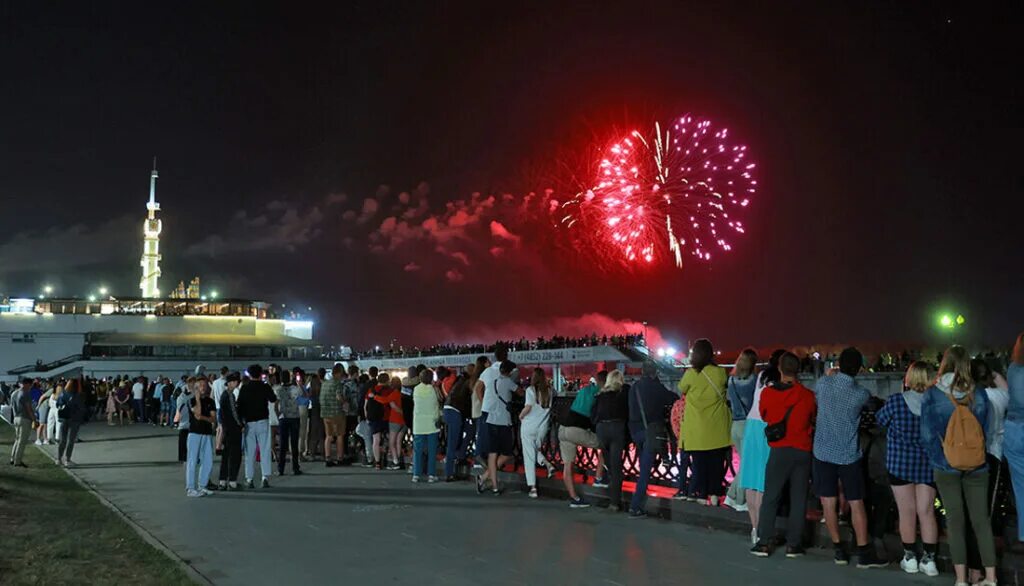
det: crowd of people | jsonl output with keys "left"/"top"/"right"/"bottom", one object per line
{"left": 341, "top": 333, "right": 647, "bottom": 360}
{"left": 5, "top": 332, "right": 1024, "bottom": 586}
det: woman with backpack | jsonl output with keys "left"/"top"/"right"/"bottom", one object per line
{"left": 876, "top": 361, "right": 938, "bottom": 576}
{"left": 520, "top": 367, "right": 557, "bottom": 499}
{"left": 920, "top": 345, "right": 995, "bottom": 586}
{"left": 677, "top": 338, "right": 732, "bottom": 506}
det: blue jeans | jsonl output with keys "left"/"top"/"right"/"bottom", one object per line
{"left": 1003, "top": 419, "right": 1024, "bottom": 540}
{"left": 444, "top": 409, "right": 467, "bottom": 477}
{"left": 630, "top": 429, "right": 656, "bottom": 513}
{"left": 413, "top": 433, "right": 439, "bottom": 477}
{"left": 244, "top": 418, "right": 272, "bottom": 481}
{"left": 186, "top": 433, "right": 214, "bottom": 490}
{"left": 134, "top": 398, "right": 145, "bottom": 422}
{"left": 475, "top": 413, "right": 490, "bottom": 459}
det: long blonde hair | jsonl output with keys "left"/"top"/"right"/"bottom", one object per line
{"left": 602, "top": 369, "right": 624, "bottom": 393}
{"left": 937, "top": 345, "right": 974, "bottom": 395}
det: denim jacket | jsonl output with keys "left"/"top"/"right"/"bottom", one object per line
{"left": 919, "top": 374, "right": 990, "bottom": 475}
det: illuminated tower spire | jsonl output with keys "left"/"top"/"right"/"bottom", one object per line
{"left": 139, "top": 158, "right": 162, "bottom": 298}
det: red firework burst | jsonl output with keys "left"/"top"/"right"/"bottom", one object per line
{"left": 562, "top": 114, "right": 757, "bottom": 269}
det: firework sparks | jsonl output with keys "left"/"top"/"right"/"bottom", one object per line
{"left": 562, "top": 115, "right": 756, "bottom": 269}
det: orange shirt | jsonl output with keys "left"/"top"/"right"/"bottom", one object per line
{"left": 382, "top": 388, "right": 405, "bottom": 425}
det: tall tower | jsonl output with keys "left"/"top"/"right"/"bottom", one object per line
{"left": 139, "top": 158, "right": 162, "bottom": 298}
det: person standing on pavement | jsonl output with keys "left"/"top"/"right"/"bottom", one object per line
{"left": 319, "top": 364, "right": 346, "bottom": 467}
{"left": 557, "top": 370, "right": 608, "bottom": 509}
{"left": 920, "top": 345, "right": 995, "bottom": 586}
{"left": 9, "top": 378, "right": 37, "bottom": 467}
{"left": 875, "top": 361, "right": 939, "bottom": 577}
{"left": 185, "top": 377, "right": 217, "bottom": 497}
{"left": 724, "top": 348, "right": 758, "bottom": 511}
{"left": 217, "top": 372, "right": 244, "bottom": 490}
{"left": 477, "top": 361, "right": 520, "bottom": 495}
{"left": 212, "top": 367, "right": 228, "bottom": 450}
{"left": 132, "top": 376, "right": 146, "bottom": 423}
{"left": 294, "top": 368, "right": 311, "bottom": 461}
{"left": 628, "top": 362, "right": 678, "bottom": 518}
{"left": 341, "top": 365, "right": 362, "bottom": 464}
{"left": 812, "top": 347, "right": 887, "bottom": 568}
{"left": 1002, "top": 334, "right": 1024, "bottom": 558}
{"left": 56, "top": 378, "right": 86, "bottom": 467}
{"left": 591, "top": 369, "right": 630, "bottom": 511}
{"left": 411, "top": 369, "right": 442, "bottom": 483}
{"left": 677, "top": 339, "right": 732, "bottom": 506}
{"left": 442, "top": 364, "right": 475, "bottom": 481}
{"left": 520, "top": 367, "right": 556, "bottom": 499}
{"left": 175, "top": 377, "right": 195, "bottom": 462}
{"left": 237, "top": 364, "right": 277, "bottom": 489}
{"left": 750, "top": 352, "right": 817, "bottom": 559}
{"left": 275, "top": 369, "right": 303, "bottom": 476}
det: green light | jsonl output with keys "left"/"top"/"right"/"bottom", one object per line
{"left": 956, "top": 314, "right": 966, "bottom": 325}
{"left": 939, "top": 314, "right": 954, "bottom": 328}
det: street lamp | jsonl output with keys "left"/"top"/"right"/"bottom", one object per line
{"left": 99, "top": 287, "right": 108, "bottom": 296}
{"left": 210, "top": 291, "right": 219, "bottom": 300}
{"left": 88, "top": 295, "right": 97, "bottom": 302}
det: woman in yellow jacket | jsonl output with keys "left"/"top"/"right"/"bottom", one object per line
{"left": 678, "top": 338, "right": 732, "bottom": 506}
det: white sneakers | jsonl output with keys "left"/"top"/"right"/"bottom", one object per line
{"left": 919, "top": 558, "right": 938, "bottom": 577}
{"left": 186, "top": 489, "right": 203, "bottom": 497}
{"left": 529, "top": 487, "right": 539, "bottom": 499}
{"left": 411, "top": 476, "right": 421, "bottom": 483}
{"left": 901, "top": 554, "right": 938, "bottom": 577}
{"left": 427, "top": 476, "right": 438, "bottom": 483}
{"left": 900, "top": 555, "right": 919, "bottom": 574}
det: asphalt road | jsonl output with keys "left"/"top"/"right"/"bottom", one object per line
{"left": 41, "top": 422, "right": 935, "bottom": 586}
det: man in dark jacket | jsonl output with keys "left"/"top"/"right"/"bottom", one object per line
{"left": 628, "top": 362, "right": 678, "bottom": 518}
{"left": 236, "top": 364, "right": 276, "bottom": 489}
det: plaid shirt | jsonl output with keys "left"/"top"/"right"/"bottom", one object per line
{"left": 320, "top": 378, "right": 343, "bottom": 418}
{"left": 812, "top": 373, "right": 870, "bottom": 465}
{"left": 876, "top": 393, "right": 932, "bottom": 484}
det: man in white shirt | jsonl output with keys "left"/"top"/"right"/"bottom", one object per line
{"left": 475, "top": 346, "right": 506, "bottom": 467}
{"left": 131, "top": 378, "right": 145, "bottom": 423}
{"left": 477, "top": 360, "right": 520, "bottom": 495}
{"left": 212, "top": 367, "right": 228, "bottom": 451}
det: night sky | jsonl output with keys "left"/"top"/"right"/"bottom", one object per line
{"left": 2, "top": 2, "right": 1021, "bottom": 351}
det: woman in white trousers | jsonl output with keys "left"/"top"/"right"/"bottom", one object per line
{"left": 519, "top": 368, "right": 556, "bottom": 498}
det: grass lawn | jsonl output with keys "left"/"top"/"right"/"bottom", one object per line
{"left": 0, "top": 422, "right": 195, "bottom": 585}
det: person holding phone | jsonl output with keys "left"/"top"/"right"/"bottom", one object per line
{"left": 185, "top": 378, "right": 217, "bottom": 497}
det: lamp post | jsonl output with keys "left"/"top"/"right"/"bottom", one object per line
{"left": 937, "top": 312, "right": 966, "bottom": 345}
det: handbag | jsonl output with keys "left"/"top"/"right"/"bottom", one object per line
{"left": 637, "top": 385, "right": 669, "bottom": 457}
{"left": 764, "top": 404, "right": 795, "bottom": 443}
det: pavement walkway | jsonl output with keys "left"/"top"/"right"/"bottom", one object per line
{"left": 38, "top": 421, "right": 935, "bottom": 586}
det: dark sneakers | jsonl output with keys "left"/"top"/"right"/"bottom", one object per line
{"left": 834, "top": 547, "right": 850, "bottom": 566}
{"left": 856, "top": 549, "right": 888, "bottom": 569}
{"left": 750, "top": 542, "right": 772, "bottom": 557}
{"left": 785, "top": 546, "right": 806, "bottom": 558}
